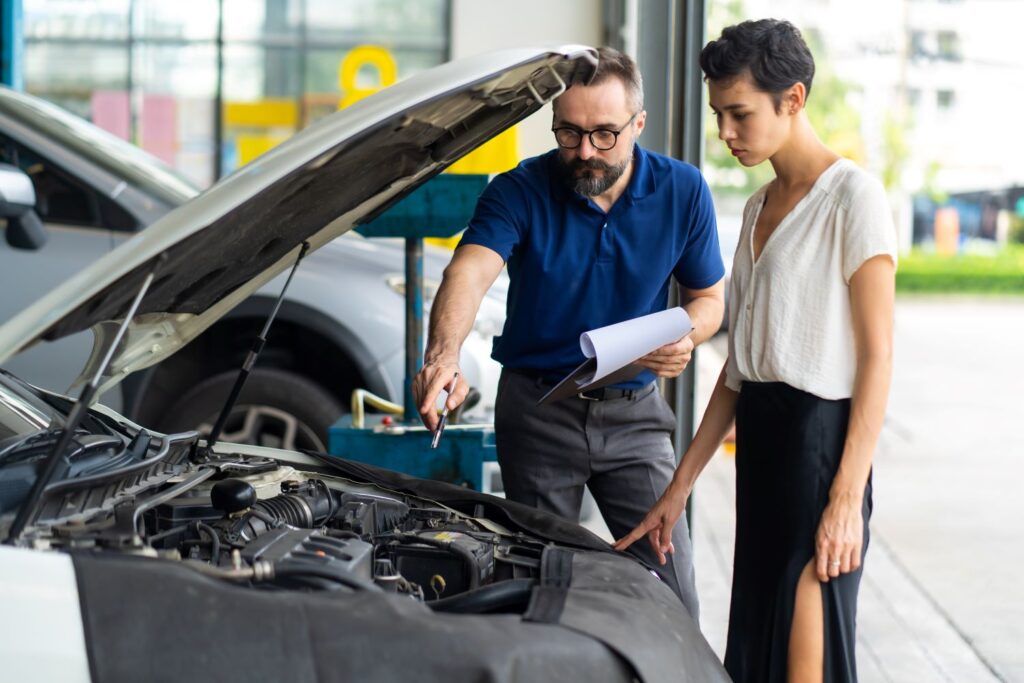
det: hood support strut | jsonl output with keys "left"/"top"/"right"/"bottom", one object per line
{"left": 205, "top": 241, "right": 310, "bottom": 452}
{"left": 6, "top": 255, "right": 165, "bottom": 544}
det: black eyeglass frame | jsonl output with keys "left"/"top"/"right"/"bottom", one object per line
{"left": 551, "top": 112, "right": 639, "bottom": 151}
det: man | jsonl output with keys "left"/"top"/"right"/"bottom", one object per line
{"left": 413, "top": 47, "right": 724, "bottom": 617}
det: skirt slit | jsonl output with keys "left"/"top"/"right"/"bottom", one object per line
{"left": 724, "top": 381, "right": 871, "bottom": 683}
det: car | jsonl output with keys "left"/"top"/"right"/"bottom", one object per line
{"left": 0, "top": 46, "right": 728, "bottom": 682}
{"left": 0, "top": 85, "right": 506, "bottom": 452}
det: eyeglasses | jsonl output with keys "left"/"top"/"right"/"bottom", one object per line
{"left": 552, "top": 113, "right": 638, "bottom": 151}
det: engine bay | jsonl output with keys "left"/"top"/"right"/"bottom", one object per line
{"left": 0, "top": 419, "right": 545, "bottom": 615}
{"left": 147, "top": 463, "right": 544, "bottom": 612}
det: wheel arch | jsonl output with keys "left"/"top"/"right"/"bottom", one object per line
{"left": 123, "top": 297, "right": 391, "bottom": 426}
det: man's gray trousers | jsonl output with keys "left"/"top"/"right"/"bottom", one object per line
{"left": 494, "top": 368, "right": 700, "bottom": 620}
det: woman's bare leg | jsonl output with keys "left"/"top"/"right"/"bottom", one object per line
{"left": 787, "top": 560, "right": 824, "bottom": 683}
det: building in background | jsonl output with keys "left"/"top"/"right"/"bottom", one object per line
{"left": 727, "top": 0, "right": 1024, "bottom": 250}
{"left": 23, "top": 0, "right": 450, "bottom": 187}
{"left": 20, "top": 0, "right": 605, "bottom": 189}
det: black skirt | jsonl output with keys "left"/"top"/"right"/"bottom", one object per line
{"left": 724, "top": 382, "right": 872, "bottom": 683}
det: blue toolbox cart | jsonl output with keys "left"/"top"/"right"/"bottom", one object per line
{"left": 327, "top": 173, "right": 499, "bottom": 491}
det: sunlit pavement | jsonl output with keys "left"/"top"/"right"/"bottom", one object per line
{"left": 584, "top": 297, "right": 1022, "bottom": 681}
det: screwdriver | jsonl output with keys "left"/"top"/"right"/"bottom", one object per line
{"left": 430, "top": 372, "right": 459, "bottom": 449}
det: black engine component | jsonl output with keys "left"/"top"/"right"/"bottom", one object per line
{"left": 240, "top": 527, "right": 375, "bottom": 590}
{"left": 388, "top": 530, "right": 495, "bottom": 599}
{"left": 228, "top": 478, "right": 341, "bottom": 542}
{"left": 427, "top": 577, "right": 536, "bottom": 614}
{"left": 336, "top": 492, "right": 410, "bottom": 537}
{"left": 210, "top": 478, "right": 257, "bottom": 515}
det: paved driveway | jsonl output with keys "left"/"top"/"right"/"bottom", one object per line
{"left": 874, "top": 296, "right": 1024, "bottom": 681}
{"left": 586, "top": 296, "right": 1023, "bottom": 681}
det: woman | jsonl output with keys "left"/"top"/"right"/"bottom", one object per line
{"left": 614, "top": 19, "right": 896, "bottom": 683}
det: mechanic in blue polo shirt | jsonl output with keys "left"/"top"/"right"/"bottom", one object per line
{"left": 413, "top": 47, "right": 724, "bottom": 616}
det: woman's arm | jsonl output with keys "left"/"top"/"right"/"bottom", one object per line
{"left": 815, "top": 254, "right": 895, "bottom": 581}
{"left": 613, "top": 361, "right": 739, "bottom": 563}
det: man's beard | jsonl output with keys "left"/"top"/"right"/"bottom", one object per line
{"left": 557, "top": 148, "right": 632, "bottom": 197}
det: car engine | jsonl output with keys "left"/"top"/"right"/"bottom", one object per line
{"left": 0, "top": 423, "right": 544, "bottom": 615}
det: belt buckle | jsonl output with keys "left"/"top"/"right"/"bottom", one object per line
{"left": 577, "top": 390, "right": 601, "bottom": 401}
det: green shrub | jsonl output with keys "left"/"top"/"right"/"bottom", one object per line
{"left": 896, "top": 245, "right": 1024, "bottom": 294}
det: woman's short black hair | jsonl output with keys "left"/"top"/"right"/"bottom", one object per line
{"left": 699, "top": 19, "right": 815, "bottom": 111}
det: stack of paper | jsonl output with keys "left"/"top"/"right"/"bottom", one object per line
{"left": 538, "top": 307, "right": 693, "bottom": 405}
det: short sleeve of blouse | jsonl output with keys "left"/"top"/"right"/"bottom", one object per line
{"left": 840, "top": 172, "right": 898, "bottom": 283}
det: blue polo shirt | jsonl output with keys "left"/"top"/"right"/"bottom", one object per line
{"left": 459, "top": 145, "right": 724, "bottom": 388}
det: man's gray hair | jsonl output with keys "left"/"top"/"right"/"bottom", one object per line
{"left": 559, "top": 46, "right": 645, "bottom": 113}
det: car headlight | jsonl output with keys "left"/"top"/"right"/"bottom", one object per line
{"left": 385, "top": 276, "right": 506, "bottom": 340}
{"left": 385, "top": 276, "right": 440, "bottom": 304}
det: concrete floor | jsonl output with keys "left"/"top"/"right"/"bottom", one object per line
{"left": 585, "top": 296, "right": 1023, "bottom": 682}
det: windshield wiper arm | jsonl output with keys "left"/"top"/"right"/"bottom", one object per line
{"left": 205, "top": 241, "right": 310, "bottom": 452}
{"left": 5, "top": 257, "right": 163, "bottom": 544}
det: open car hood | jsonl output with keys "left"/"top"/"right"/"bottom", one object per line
{"left": 0, "top": 46, "right": 597, "bottom": 401}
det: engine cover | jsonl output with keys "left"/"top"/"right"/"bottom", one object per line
{"left": 241, "top": 528, "right": 373, "bottom": 581}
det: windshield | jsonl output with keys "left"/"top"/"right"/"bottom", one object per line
{"left": 0, "top": 87, "right": 199, "bottom": 206}
{"left": 0, "top": 372, "right": 59, "bottom": 443}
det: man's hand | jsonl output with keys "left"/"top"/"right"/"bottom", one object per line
{"left": 413, "top": 361, "right": 468, "bottom": 431}
{"left": 635, "top": 333, "right": 695, "bottom": 378}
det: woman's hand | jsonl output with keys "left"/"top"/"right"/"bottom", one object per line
{"left": 814, "top": 491, "right": 864, "bottom": 582}
{"left": 612, "top": 482, "right": 690, "bottom": 565}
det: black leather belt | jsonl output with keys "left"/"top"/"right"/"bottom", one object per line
{"left": 575, "top": 386, "right": 637, "bottom": 401}
{"left": 505, "top": 367, "right": 639, "bottom": 401}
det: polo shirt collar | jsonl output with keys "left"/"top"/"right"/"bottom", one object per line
{"left": 627, "top": 145, "right": 656, "bottom": 202}
{"left": 547, "top": 145, "right": 657, "bottom": 206}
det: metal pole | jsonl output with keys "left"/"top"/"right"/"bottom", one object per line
{"left": 404, "top": 237, "right": 424, "bottom": 423}
{"left": 634, "top": 0, "right": 707, "bottom": 529}
{"left": 0, "top": 0, "right": 24, "bottom": 90}
{"left": 213, "top": 0, "right": 224, "bottom": 181}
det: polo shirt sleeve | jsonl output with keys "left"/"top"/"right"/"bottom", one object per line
{"left": 457, "top": 172, "right": 525, "bottom": 262}
{"left": 673, "top": 171, "right": 725, "bottom": 290}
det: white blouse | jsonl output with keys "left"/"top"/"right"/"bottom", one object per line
{"left": 725, "top": 158, "right": 898, "bottom": 400}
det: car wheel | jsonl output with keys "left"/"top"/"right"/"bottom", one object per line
{"left": 158, "top": 368, "right": 343, "bottom": 452}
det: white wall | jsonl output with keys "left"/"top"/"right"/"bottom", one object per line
{"left": 450, "top": 0, "right": 604, "bottom": 160}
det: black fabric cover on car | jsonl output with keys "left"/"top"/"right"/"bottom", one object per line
{"left": 73, "top": 549, "right": 728, "bottom": 683}
{"left": 295, "top": 453, "right": 731, "bottom": 681}
{"left": 73, "top": 552, "right": 626, "bottom": 683}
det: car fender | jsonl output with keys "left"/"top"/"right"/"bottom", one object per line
{"left": 0, "top": 546, "right": 91, "bottom": 682}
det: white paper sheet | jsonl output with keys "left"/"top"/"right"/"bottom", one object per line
{"left": 537, "top": 307, "right": 693, "bottom": 405}
{"left": 579, "top": 307, "right": 693, "bottom": 385}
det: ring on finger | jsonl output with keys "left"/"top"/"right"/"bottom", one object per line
{"left": 829, "top": 559, "right": 841, "bottom": 568}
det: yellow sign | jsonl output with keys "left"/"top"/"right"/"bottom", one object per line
{"left": 339, "top": 45, "right": 398, "bottom": 110}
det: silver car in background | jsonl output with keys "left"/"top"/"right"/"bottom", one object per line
{"left": 0, "top": 86, "right": 505, "bottom": 451}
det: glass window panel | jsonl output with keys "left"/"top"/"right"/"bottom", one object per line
{"left": 223, "top": 44, "right": 302, "bottom": 101}
{"left": 222, "top": 0, "right": 302, "bottom": 43}
{"left": 305, "top": 46, "right": 444, "bottom": 97}
{"left": 24, "top": 0, "right": 130, "bottom": 40}
{"left": 24, "top": 42, "right": 129, "bottom": 120}
{"left": 305, "top": 0, "right": 447, "bottom": 49}
{"left": 220, "top": 44, "right": 301, "bottom": 177}
{"left": 133, "top": 0, "right": 218, "bottom": 40}
{"left": 133, "top": 43, "right": 218, "bottom": 187}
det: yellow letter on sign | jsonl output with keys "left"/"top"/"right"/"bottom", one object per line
{"left": 339, "top": 46, "right": 397, "bottom": 110}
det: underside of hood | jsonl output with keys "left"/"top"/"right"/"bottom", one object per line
{"left": 0, "top": 47, "right": 597, "bottom": 400}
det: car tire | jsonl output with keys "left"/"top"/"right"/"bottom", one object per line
{"left": 157, "top": 368, "right": 343, "bottom": 452}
